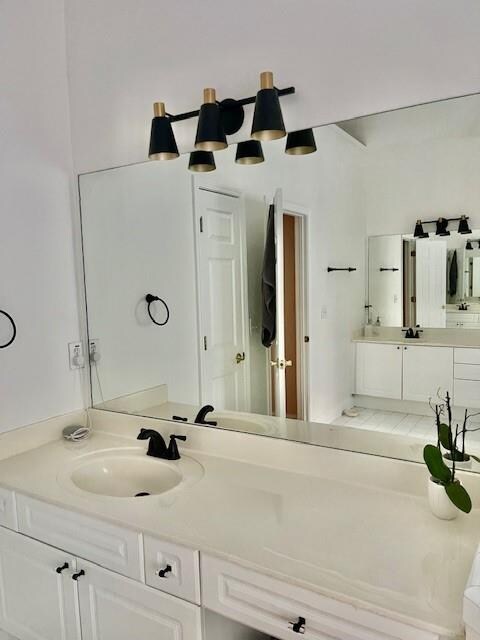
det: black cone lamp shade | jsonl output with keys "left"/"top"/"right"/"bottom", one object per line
{"left": 436, "top": 217, "right": 450, "bottom": 236}
{"left": 466, "top": 240, "right": 474, "bottom": 250}
{"left": 285, "top": 128, "right": 317, "bottom": 155}
{"left": 458, "top": 215, "right": 472, "bottom": 234}
{"left": 235, "top": 140, "right": 264, "bottom": 165}
{"left": 195, "top": 88, "right": 227, "bottom": 152}
{"left": 148, "top": 102, "right": 179, "bottom": 160}
{"left": 188, "top": 150, "right": 216, "bottom": 172}
{"left": 251, "top": 71, "right": 286, "bottom": 141}
{"left": 414, "top": 220, "right": 429, "bottom": 239}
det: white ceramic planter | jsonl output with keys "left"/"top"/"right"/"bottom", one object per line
{"left": 428, "top": 477, "right": 459, "bottom": 520}
{"left": 444, "top": 452, "right": 472, "bottom": 470}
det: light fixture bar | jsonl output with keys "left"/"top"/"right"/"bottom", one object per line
{"left": 166, "top": 86, "right": 295, "bottom": 123}
{"left": 421, "top": 215, "right": 469, "bottom": 225}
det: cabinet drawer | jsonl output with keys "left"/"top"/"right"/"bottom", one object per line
{"left": 0, "top": 487, "right": 17, "bottom": 531}
{"left": 454, "top": 379, "right": 480, "bottom": 409}
{"left": 201, "top": 555, "right": 439, "bottom": 640}
{"left": 144, "top": 534, "right": 200, "bottom": 604}
{"left": 455, "top": 363, "right": 480, "bottom": 381}
{"left": 455, "top": 348, "right": 480, "bottom": 365}
{"left": 15, "top": 494, "right": 143, "bottom": 580}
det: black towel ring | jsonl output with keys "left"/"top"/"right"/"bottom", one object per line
{"left": 0, "top": 309, "right": 17, "bottom": 349}
{"left": 145, "top": 294, "right": 170, "bottom": 326}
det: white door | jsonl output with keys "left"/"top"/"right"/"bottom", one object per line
{"left": 77, "top": 560, "right": 202, "bottom": 640}
{"left": 402, "top": 346, "right": 453, "bottom": 402}
{"left": 195, "top": 187, "right": 249, "bottom": 411}
{"left": 416, "top": 240, "right": 447, "bottom": 328}
{"left": 0, "top": 527, "right": 79, "bottom": 640}
{"left": 270, "top": 188, "right": 287, "bottom": 418}
{"left": 355, "top": 342, "right": 403, "bottom": 399}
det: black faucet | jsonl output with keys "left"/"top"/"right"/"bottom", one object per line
{"left": 403, "top": 326, "right": 424, "bottom": 339}
{"left": 137, "top": 429, "right": 187, "bottom": 460}
{"left": 194, "top": 404, "right": 217, "bottom": 426}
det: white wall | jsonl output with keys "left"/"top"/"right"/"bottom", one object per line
{"left": 64, "top": 0, "right": 480, "bottom": 174}
{"left": 0, "top": 1, "right": 84, "bottom": 433}
{"left": 80, "top": 158, "right": 200, "bottom": 406}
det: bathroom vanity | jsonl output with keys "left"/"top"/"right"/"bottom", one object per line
{"left": 0, "top": 410, "right": 479, "bottom": 640}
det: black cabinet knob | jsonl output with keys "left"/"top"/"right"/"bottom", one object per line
{"left": 55, "top": 562, "right": 69, "bottom": 574}
{"left": 72, "top": 569, "right": 85, "bottom": 581}
{"left": 288, "top": 617, "right": 306, "bottom": 634}
{"left": 157, "top": 564, "right": 172, "bottom": 578}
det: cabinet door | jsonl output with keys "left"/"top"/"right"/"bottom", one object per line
{"left": 355, "top": 343, "right": 402, "bottom": 399}
{"left": 0, "top": 527, "right": 79, "bottom": 640}
{"left": 402, "top": 346, "right": 453, "bottom": 402}
{"left": 77, "top": 560, "right": 202, "bottom": 640}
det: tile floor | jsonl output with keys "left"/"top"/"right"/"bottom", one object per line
{"left": 331, "top": 407, "right": 480, "bottom": 444}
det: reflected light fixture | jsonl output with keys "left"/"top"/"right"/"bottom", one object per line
{"left": 251, "top": 71, "right": 286, "bottom": 141}
{"left": 466, "top": 240, "right": 474, "bottom": 250}
{"left": 414, "top": 220, "right": 429, "bottom": 239}
{"left": 235, "top": 140, "right": 264, "bottom": 165}
{"left": 195, "top": 88, "right": 227, "bottom": 152}
{"left": 148, "top": 102, "right": 179, "bottom": 160}
{"left": 436, "top": 217, "right": 450, "bottom": 236}
{"left": 458, "top": 215, "right": 472, "bottom": 234}
{"left": 285, "top": 128, "right": 317, "bottom": 155}
{"left": 188, "top": 150, "right": 216, "bottom": 172}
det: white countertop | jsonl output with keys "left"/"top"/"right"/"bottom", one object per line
{"left": 354, "top": 336, "right": 480, "bottom": 348}
{"left": 0, "top": 414, "right": 478, "bottom": 639}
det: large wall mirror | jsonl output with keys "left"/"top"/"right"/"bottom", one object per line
{"left": 80, "top": 91, "right": 480, "bottom": 467}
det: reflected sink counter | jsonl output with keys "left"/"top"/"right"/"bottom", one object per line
{"left": 0, "top": 411, "right": 479, "bottom": 639}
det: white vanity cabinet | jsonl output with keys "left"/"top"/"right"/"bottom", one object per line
{"left": 0, "top": 494, "right": 202, "bottom": 640}
{"left": 402, "top": 345, "right": 453, "bottom": 402}
{"left": 355, "top": 342, "right": 402, "bottom": 398}
{"left": 0, "top": 526, "right": 79, "bottom": 640}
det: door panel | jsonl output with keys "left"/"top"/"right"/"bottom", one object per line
{"left": 271, "top": 189, "right": 287, "bottom": 417}
{"left": 196, "top": 188, "right": 248, "bottom": 411}
{"left": 0, "top": 527, "right": 79, "bottom": 640}
{"left": 355, "top": 343, "right": 402, "bottom": 399}
{"left": 78, "top": 560, "right": 201, "bottom": 640}
{"left": 416, "top": 240, "right": 447, "bottom": 328}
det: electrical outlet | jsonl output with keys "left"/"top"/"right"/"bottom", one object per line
{"left": 68, "top": 342, "right": 85, "bottom": 370}
{"left": 89, "top": 339, "right": 101, "bottom": 363}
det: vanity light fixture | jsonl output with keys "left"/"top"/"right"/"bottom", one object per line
{"left": 235, "top": 140, "right": 264, "bottom": 165}
{"left": 436, "top": 217, "right": 450, "bottom": 236}
{"left": 188, "top": 150, "right": 216, "bottom": 172}
{"left": 148, "top": 102, "right": 179, "bottom": 160}
{"left": 413, "top": 220, "right": 429, "bottom": 239}
{"left": 466, "top": 240, "right": 474, "bottom": 250}
{"left": 195, "top": 88, "right": 228, "bottom": 152}
{"left": 285, "top": 128, "right": 317, "bottom": 155}
{"left": 251, "top": 71, "right": 286, "bottom": 141}
{"left": 458, "top": 215, "right": 472, "bottom": 234}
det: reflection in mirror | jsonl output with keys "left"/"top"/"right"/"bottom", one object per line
{"left": 80, "top": 91, "right": 480, "bottom": 468}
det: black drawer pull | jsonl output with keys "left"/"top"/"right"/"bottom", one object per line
{"left": 157, "top": 564, "right": 172, "bottom": 578}
{"left": 55, "top": 562, "right": 69, "bottom": 574}
{"left": 288, "top": 617, "right": 306, "bottom": 634}
{"left": 72, "top": 570, "right": 85, "bottom": 581}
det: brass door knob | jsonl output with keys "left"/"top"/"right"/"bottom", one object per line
{"left": 270, "top": 358, "right": 293, "bottom": 369}
{"left": 235, "top": 352, "right": 246, "bottom": 364}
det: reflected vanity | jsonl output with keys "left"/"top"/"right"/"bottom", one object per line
{"left": 79, "top": 91, "right": 480, "bottom": 468}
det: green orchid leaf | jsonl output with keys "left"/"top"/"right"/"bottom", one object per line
{"left": 470, "top": 455, "right": 480, "bottom": 464}
{"left": 438, "top": 423, "right": 453, "bottom": 450}
{"left": 445, "top": 482, "right": 472, "bottom": 514}
{"left": 423, "top": 444, "right": 451, "bottom": 484}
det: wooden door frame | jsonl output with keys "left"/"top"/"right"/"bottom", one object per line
{"left": 192, "top": 180, "right": 251, "bottom": 411}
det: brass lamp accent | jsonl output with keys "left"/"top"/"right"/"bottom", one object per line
{"left": 148, "top": 102, "right": 179, "bottom": 160}
{"left": 251, "top": 71, "right": 286, "bottom": 141}
{"left": 188, "top": 150, "right": 216, "bottom": 172}
{"left": 195, "top": 88, "right": 228, "bottom": 152}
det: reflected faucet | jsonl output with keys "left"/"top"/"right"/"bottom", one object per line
{"left": 194, "top": 405, "right": 217, "bottom": 426}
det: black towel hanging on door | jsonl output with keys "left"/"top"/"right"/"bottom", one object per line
{"left": 449, "top": 249, "right": 458, "bottom": 297}
{"left": 261, "top": 204, "right": 276, "bottom": 348}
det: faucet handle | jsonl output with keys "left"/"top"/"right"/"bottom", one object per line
{"left": 167, "top": 435, "right": 187, "bottom": 460}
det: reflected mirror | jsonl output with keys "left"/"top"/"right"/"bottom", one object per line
{"left": 80, "top": 91, "right": 480, "bottom": 466}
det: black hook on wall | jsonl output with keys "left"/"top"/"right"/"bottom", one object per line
{"left": 145, "top": 294, "right": 170, "bottom": 327}
{"left": 0, "top": 309, "right": 17, "bottom": 349}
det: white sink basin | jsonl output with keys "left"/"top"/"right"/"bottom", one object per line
{"left": 61, "top": 447, "right": 203, "bottom": 499}
{"left": 212, "top": 413, "right": 276, "bottom": 436}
